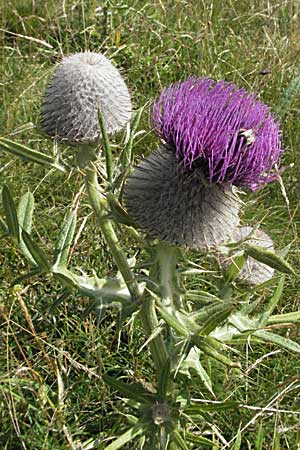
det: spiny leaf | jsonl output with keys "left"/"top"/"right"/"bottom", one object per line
{"left": 254, "top": 330, "right": 300, "bottom": 352}
{"left": 192, "top": 336, "right": 239, "bottom": 369}
{"left": 185, "top": 432, "right": 214, "bottom": 447}
{"left": 121, "top": 105, "right": 146, "bottom": 167}
{"left": 103, "top": 374, "right": 156, "bottom": 404}
{"left": 107, "top": 194, "right": 137, "bottom": 227}
{"left": 185, "top": 401, "right": 239, "bottom": 414}
{"left": 0, "top": 137, "right": 65, "bottom": 171}
{"left": 0, "top": 216, "right": 8, "bottom": 234}
{"left": 2, "top": 185, "right": 19, "bottom": 239}
{"left": 258, "top": 275, "right": 285, "bottom": 326}
{"left": 11, "top": 268, "right": 41, "bottom": 287}
{"left": 267, "top": 311, "right": 300, "bottom": 325}
{"left": 245, "top": 244, "right": 295, "bottom": 275}
{"left": 198, "top": 304, "right": 234, "bottom": 335}
{"left": 156, "top": 304, "right": 190, "bottom": 337}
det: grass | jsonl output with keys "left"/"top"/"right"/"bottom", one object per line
{"left": 1, "top": 0, "right": 300, "bottom": 449}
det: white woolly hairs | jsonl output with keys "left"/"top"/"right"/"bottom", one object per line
{"left": 41, "top": 52, "right": 132, "bottom": 143}
{"left": 123, "top": 146, "right": 241, "bottom": 250}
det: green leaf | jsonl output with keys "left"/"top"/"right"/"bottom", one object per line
{"left": 185, "top": 401, "right": 239, "bottom": 414}
{"left": 185, "top": 432, "right": 214, "bottom": 447}
{"left": 224, "top": 254, "right": 247, "bottom": 283}
{"left": 21, "top": 230, "right": 51, "bottom": 273}
{"left": 185, "top": 290, "right": 222, "bottom": 306}
{"left": 2, "top": 185, "right": 19, "bottom": 239}
{"left": 156, "top": 305, "right": 189, "bottom": 337}
{"left": 198, "top": 304, "right": 234, "bottom": 335}
{"left": 11, "top": 268, "right": 41, "bottom": 286}
{"left": 192, "top": 301, "right": 231, "bottom": 323}
{"left": 172, "top": 430, "right": 190, "bottom": 450}
{"left": 245, "top": 244, "right": 296, "bottom": 275}
{"left": 254, "top": 423, "right": 264, "bottom": 450}
{"left": 103, "top": 374, "right": 156, "bottom": 404}
{"left": 53, "top": 209, "right": 77, "bottom": 268}
{"left": 17, "top": 192, "right": 36, "bottom": 265}
{"left": 267, "top": 311, "right": 300, "bottom": 325}
{"left": 0, "top": 137, "right": 65, "bottom": 171}
{"left": 17, "top": 192, "right": 34, "bottom": 233}
{"left": 258, "top": 275, "right": 285, "bottom": 326}
{"left": 254, "top": 330, "right": 300, "bottom": 352}
{"left": 192, "top": 336, "right": 240, "bottom": 369}
{"left": 180, "top": 347, "right": 214, "bottom": 396}
{"left": 103, "top": 424, "right": 145, "bottom": 450}
{"left": 0, "top": 216, "right": 8, "bottom": 234}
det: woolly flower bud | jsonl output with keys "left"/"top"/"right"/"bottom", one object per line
{"left": 41, "top": 52, "right": 132, "bottom": 143}
{"left": 224, "top": 226, "right": 275, "bottom": 285}
{"left": 152, "top": 78, "right": 282, "bottom": 191}
{"left": 123, "top": 146, "right": 240, "bottom": 250}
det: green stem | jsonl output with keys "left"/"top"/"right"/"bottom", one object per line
{"left": 140, "top": 294, "right": 169, "bottom": 374}
{"left": 98, "top": 110, "right": 112, "bottom": 184}
{"left": 156, "top": 242, "right": 182, "bottom": 312}
{"left": 85, "top": 166, "right": 140, "bottom": 302}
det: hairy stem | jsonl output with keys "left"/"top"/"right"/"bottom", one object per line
{"left": 85, "top": 166, "right": 140, "bottom": 302}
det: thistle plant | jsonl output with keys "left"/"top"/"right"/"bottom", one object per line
{"left": 1, "top": 54, "right": 299, "bottom": 450}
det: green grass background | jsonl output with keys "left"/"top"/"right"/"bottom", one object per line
{"left": 0, "top": 0, "right": 300, "bottom": 449}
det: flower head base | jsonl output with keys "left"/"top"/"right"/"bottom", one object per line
{"left": 41, "top": 52, "right": 132, "bottom": 143}
{"left": 152, "top": 78, "right": 282, "bottom": 191}
{"left": 124, "top": 146, "right": 240, "bottom": 250}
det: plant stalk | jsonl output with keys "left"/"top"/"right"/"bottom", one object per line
{"left": 85, "top": 166, "right": 140, "bottom": 302}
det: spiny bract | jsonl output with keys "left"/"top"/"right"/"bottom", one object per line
{"left": 124, "top": 146, "right": 240, "bottom": 250}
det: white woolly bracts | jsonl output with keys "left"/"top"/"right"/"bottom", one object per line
{"left": 41, "top": 52, "right": 132, "bottom": 143}
{"left": 123, "top": 146, "right": 241, "bottom": 250}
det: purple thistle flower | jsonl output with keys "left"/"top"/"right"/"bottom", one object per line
{"left": 152, "top": 78, "right": 282, "bottom": 191}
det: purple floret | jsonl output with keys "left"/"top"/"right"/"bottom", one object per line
{"left": 152, "top": 78, "right": 282, "bottom": 191}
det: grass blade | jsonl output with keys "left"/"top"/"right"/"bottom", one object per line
{"left": 254, "top": 423, "right": 264, "bottom": 450}
{"left": 230, "top": 427, "right": 242, "bottom": 450}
